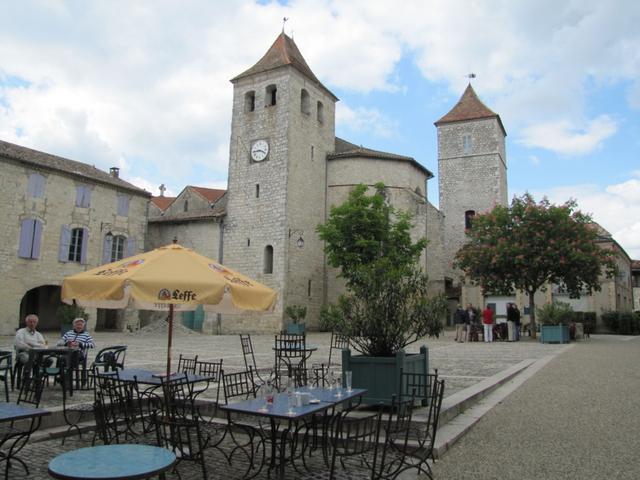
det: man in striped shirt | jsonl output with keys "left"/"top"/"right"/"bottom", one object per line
{"left": 58, "top": 318, "right": 95, "bottom": 368}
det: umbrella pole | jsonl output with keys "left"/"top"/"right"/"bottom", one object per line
{"left": 166, "top": 304, "right": 174, "bottom": 378}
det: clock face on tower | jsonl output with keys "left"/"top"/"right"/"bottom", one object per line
{"left": 250, "top": 139, "right": 269, "bottom": 162}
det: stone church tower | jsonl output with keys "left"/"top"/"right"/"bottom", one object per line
{"left": 223, "top": 33, "right": 338, "bottom": 330}
{"left": 436, "top": 84, "right": 507, "bottom": 297}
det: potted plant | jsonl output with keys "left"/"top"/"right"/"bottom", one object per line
{"left": 317, "top": 183, "right": 447, "bottom": 405}
{"left": 57, "top": 303, "right": 89, "bottom": 335}
{"left": 284, "top": 304, "right": 307, "bottom": 335}
{"left": 537, "top": 301, "right": 572, "bottom": 343}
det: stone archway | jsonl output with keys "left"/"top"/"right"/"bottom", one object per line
{"left": 19, "top": 285, "right": 63, "bottom": 332}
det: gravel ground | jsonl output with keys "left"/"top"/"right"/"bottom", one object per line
{"left": 432, "top": 334, "right": 640, "bottom": 480}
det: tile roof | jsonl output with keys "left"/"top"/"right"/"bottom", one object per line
{"left": 149, "top": 193, "right": 227, "bottom": 224}
{"left": 189, "top": 186, "right": 226, "bottom": 203}
{"left": 631, "top": 260, "right": 640, "bottom": 270}
{"left": 232, "top": 33, "right": 338, "bottom": 101}
{"left": 435, "top": 84, "right": 506, "bottom": 136}
{"left": 150, "top": 196, "right": 176, "bottom": 211}
{"left": 329, "top": 137, "right": 433, "bottom": 179}
{"left": 0, "top": 139, "right": 150, "bottom": 196}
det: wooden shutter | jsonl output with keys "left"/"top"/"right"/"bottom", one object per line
{"left": 18, "top": 219, "right": 35, "bottom": 258}
{"left": 59, "top": 225, "right": 71, "bottom": 262}
{"left": 117, "top": 195, "right": 129, "bottom": 216}
{"left": 125, "top": 236, "right": 136, "bottom": 257}
{"left": 76, "top": 185, "right": 92, "bottom": 208}
{"left": 32, "top": 220, "right": 43, "bottom": 259}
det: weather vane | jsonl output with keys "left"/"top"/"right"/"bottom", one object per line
{"left": 282, "top": 17, "right": 289, "bottom": 33}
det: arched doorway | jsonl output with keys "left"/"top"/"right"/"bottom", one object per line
{"left": 19, "top": 285, "right": 63, "bottom": 332}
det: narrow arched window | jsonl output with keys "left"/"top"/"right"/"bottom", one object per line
{"left": 465, "top": 210, "right": 476, "bottom": 230}
{"left": 184, "top": 200, "right": 189, "bottom": 212}
{"left": 463, "top": 134, "right": 472, "bottom": 154}
{"left": 263, "top": 245, "right": 274, "bottom": 274}
{"left": 266, "top": 85, "right": 277, "bottom": 106}
{"left": 245, "top": 91, "right": 256, "bottom": 112}
{"left": 317, "top": 101, "right": 324, "bottom": 123}
{"left": 301, "top": 89, "right": 310, "bottom": 114}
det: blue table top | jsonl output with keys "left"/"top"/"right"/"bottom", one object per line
{"left": 48, "top": 444, "right": 176, "bottom": 480}
{"left": 99, "top": 368, "right": 212, "bottom": 386}
{"left": 0, "top": 402, "right": 50, "bottom": 422}
{"left": 220, "top": 387, "right": 366, "bottom": 420}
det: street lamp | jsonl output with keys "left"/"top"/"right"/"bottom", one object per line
{"left": 288, "top": 229, "right": 304, "bottom": 248}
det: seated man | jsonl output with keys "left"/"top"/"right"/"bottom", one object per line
{"left": 58, "top": 318, "right": 96, "bottom": 369}
{"left": 14, "top": 313, "right": 48, "bottom": 366}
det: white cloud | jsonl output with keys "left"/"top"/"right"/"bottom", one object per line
{"left": 336, "top": 103, "right": 399, "bottom": 139}
{"left": 528, "top": 176, "right": 640, "bottom": 259}
{"left": 517, "top": 115, "right": 618, "bottom": 155}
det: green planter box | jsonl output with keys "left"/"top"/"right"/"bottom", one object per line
{"left": 342, "top": 346, "right": 429, "bottom": 406}
{"left": 540, "top": 325, "right": 570, "bottom": 344}
{"left": 285, "top": 322, "right": 306, "bottom": 335}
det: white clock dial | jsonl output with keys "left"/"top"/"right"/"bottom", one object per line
{"left": 251, "top": 140, "right": 269, "bottom": 162}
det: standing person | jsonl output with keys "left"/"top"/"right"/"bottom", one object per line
{"left": 58, "top": 318, "right": 95, "bottom": 368}
{"left": 482, "top": 305, "right": 494, "bottom": 342}
{"left": 453, "top": 305, "right": 466, "bottom": 343}
{"left": 14, "top": 314, "right": 47, "bottom": 366}
{"left": 506, "top": 303, "right": 516, "bottom": 342}
{"left": 513, "top": 304, "right": 521, "bottom": 341}
{"left": 466, "top": 303, "right": 478, "bottom": 341}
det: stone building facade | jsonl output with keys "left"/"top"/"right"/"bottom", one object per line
{"left": 2, "top": 32, "right": 635, "bottom": 335}
{"left": 0, "top": 140, "right": 149, "bottom": 334}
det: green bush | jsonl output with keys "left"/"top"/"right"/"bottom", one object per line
{"left": 536, "top": 302, "right": 574, "bottom": 325}
{"left": 319, "top": 304, "right": 342, "bottom": 332}
{"left": 619, "top": 312, "right": 633, "bottom": 334}
{"left": 56, "top": 304, "right": 89, "bottom": 326}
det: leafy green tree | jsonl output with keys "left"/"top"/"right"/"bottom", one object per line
{"left": 454, "top": 193, "right": 617, "bottom": 338}
{"left": 317, "top": 183, "right": 447, "bottom": 356}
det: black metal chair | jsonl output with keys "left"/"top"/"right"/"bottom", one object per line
{"left": 222, "top": 368, "right": 266, "bottom": 479}
{"left": 91, "top": 345, "right": 127, "bottom": 373}
{"left": 398, "top": 369, "right": 438, "bottom": 407}
{"left": 0, "top": 352, "right": 12, "bottom": 402}
{"left": 151, "top": 411, "right": 209, "bottom": 480}
{"left": 60, "top": 370, "right": 94, "bottom": 445}
{"left": 327, "top": 407, "right": 384, "bottom": 479}
{"left": 313, "top": 332, "right": 350, "bottom": 387}
{"left": 274, "top": 333, "right": 307, "bottom": 388}
{"left": 240, "top": 334, "right": 274, "bottom": 385}
{"left": 376, "top": 390, "right": 416, "bottom": 480}
{"left": 177, "top": 354, "right": 199, "bottom": 375}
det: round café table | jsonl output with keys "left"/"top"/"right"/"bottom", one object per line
{"left": 48, "top": 444, "right": 176, "bottom": 480}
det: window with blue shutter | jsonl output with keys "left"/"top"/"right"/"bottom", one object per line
{"left": 102, "top": 234, "right": 113, "bottom": 264}
{"left": 126, "top": 236, "right": 136, "bottom": 257}
{"left": 27, "top": 173, "right": 45, "bottom": 198}
{"left": 18, "top": 218, "right": 43, "bottom": 259}
{"left": 59, "top": 225, "right": 71, "bottom": 262}
{"left": 66, "top": 227, "right": 85, "bottom": 263}
{"left": 75, "top": 185, "right": 91, "bottom": 207}
{"left": 117, "top": 194, "right": 129, "bottom": 216}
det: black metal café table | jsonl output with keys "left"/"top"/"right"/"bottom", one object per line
{"left": 273, "top": 343, "right": 318, "bottom": 384}
{"left": 48, "top": 444, "right": 176, "bottom": 480}
{"left": 28, "top": 347, "right": 76, "bottom": 395}
{"left": 103, "top": 368, "right": 212, "bottom": 386}
{"left": 220, "top": 387, "right": 366, "bottom": 480}
{"left": 0, "top": 402, "right": 51, "bottom": 477}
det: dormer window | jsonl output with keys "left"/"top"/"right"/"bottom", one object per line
{"left": 317, "top": 101, "right": 324, "bottom": 123}
{"left": 266, "top": 84, "right": 277, "bottom": 106}
{"left": 301, "top": 89, "right": 310, "bottom": 114}
{"left": 245, "top": 91, "right": 256, "bottom": 112}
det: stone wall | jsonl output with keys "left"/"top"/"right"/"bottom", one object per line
{"left": 0, "top": 157, "right": 148, "bottom": 334}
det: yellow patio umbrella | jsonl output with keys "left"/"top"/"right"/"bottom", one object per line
{"left": 62, "top": 242, "right": 277, "bottom": 377}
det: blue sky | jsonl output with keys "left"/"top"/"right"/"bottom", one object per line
{"left": 1, "top": 1, "right": 639, "bottom": 258}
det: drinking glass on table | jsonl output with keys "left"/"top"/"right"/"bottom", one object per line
{"left": 344, "top": 371, "right": 352, "bottom": 392}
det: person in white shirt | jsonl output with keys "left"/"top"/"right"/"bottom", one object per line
{"left": 14, "top": 314, "right": 47, "bottom": 365}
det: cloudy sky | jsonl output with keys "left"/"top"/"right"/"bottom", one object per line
{"left": 1, "top": 1, "right": 639, "bottom": 258}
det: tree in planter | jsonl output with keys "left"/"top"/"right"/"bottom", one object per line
{"left": 317, "top": 183, "right": 447, "bottom": 357}
{"left": 536, "top": 302, "right": 574, "bottom": 325}
{"left": 284, "top": 305, "right": 307, "bottom": 325}
{"left": 454, "top": 194, "right": 617, "bottom": 338}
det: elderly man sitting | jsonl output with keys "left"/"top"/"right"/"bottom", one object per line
{"left": 58, "top": 318, "right": 96, "bottom": 369}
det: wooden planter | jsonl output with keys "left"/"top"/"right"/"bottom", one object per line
{"left": 540, "top": 325, "right": 570, "bottom": 344}
{"left": 285, "top": 322, "right": 306, "bottom": 335}
{"left": 341, "top": 346, "right": 429, "bottom": 406}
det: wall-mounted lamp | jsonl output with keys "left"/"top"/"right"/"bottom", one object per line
{"left": 288, "top": 229, "right": 304, "bottom": 248}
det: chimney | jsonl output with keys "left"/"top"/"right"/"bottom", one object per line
{"left": 109, "top": 167, "right": 120, "bottom": 178}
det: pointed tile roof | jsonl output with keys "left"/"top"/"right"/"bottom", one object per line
{"left": 232, "top": 33, "right": 337, "bottom": 101}
{"left": 435, "top": 84, "right": 506, "bottom": 136}
{"left": 150, "top": 196, "right": 175, "bottom": 211}
{"left": 189, "top": 186, "right": 226, "bottom": 204}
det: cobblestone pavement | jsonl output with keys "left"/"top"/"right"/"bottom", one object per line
{"left": 0, "top": 326, "right": 568, "bottom": 478}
